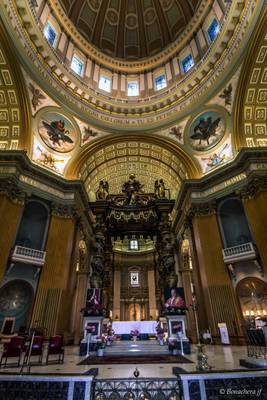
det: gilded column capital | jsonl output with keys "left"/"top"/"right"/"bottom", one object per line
{"left": 0, "top": 179, "right": 26, "bottom": 205}
{"left": 187, "top": 200, "right": 217, "bottom": 218}
{"left": 237, "top": 177, "right": 267, "bottom": 201}
{"left": 50, "top": 202, "right": 75, "bottom": 219}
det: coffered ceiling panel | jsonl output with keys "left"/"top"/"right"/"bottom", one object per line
{"left": 59, "top": 0, "right": 198, "bottom": 59}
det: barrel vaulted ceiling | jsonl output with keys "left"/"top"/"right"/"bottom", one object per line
{"left": 59, "top": 0, "right": 200, "bottom": 59}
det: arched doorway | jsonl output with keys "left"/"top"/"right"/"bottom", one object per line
{"left": 236, "top": 277, "right": 267, "bottom": 317}
{"left": 0, "top": 279, "right": 34, "bottom": 331}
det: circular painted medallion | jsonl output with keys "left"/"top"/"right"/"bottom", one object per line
{"left": 38, "top": 111, "right": 77, "bottom": 153}
{"left": 188, "top": 111, "right": 226, "bottom": 151}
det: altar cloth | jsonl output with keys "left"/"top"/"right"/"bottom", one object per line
{"left": 112, "top": 321, "right": 157, "bottom": 334}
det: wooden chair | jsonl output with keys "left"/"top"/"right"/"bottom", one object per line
{"left": 0, "top": 336, "right": 25, "bottom": 367}
{"left": 25, "top": 335, "right": 44, "bottom": 365}
{"left": 46, "top": 335, "right": 64, "bottom": 364}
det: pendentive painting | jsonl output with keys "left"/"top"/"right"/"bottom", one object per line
{"left": 189, "top": 110, "right": 225, "bottom": 151}
{"left": 38, "top": 111, "right": 77, "bottom": 153}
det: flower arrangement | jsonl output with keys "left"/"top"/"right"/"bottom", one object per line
{"left": 130, "top": 329, "right": 139, "bottom": 336}
{"left": 96, "top": 335, "right": 106, "bottom": 349}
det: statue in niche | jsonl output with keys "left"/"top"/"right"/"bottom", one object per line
{"left": 154, "top": 179, "right": 167, "bottom": 198}
{"left": 154, "top": 180, "right": 159, "bottom": 197}
{"left": 122, "top": 174, "right": 143, "bottom": 205}
{"left": 158, "top": 179, "right": 166, "bottom": 198}
{"left": 78, "top": 240, "right": 87, "bottom": 271}
{"left": 96, "top": 180, "right": 109, "bottom": 200}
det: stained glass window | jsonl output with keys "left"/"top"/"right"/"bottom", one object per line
{"left": 99, "top": 76, "right": 112, "bottom": 92}
{"left": 181, "top": 54, "right": 194, "bottom": 73}
{"left": 155, "top": 74, "right": 167, "bottom": 90}
{"left": 130, "top": 271, "right": 139, "bottom": 287}
{"left": 44, "top": 22, "right": 57, "bottom": 47}
{"left": 207, "top": 18, "right": 220, "bottom": 42}
{"left": 71, "top": 55, "right": 84, "bottom": 77}
{"left": 128, "top": 81, "right": 139, "bottom": 96}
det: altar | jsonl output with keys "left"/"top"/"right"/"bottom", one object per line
{"left": 112, "top": 321, "right": 157, "bottom": 335}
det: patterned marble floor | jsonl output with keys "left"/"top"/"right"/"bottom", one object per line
{"left": 0, "top": 343, "right": 248, "bottom": 378}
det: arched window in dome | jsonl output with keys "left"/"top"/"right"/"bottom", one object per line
{"left": 71, "top": 54, "right": 84, "bottom": 77}
{"left": 207, "top": 18, "right": 220, "bottom": 43}
{"left": 181, "top": 54, "right": 194, "bottom": 74}
{"left": 128, "top": 81, "right": 139, "bottom": 96}
{"left": 43, "top": 21, "right": 58, "bottom": 47}
{"left": 99, "top": 75, "right": 112, "bottom": 93}
{"left": 155, "top": 74, "right": 167, "bottom": 91}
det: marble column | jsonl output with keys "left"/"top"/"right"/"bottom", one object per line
{"left": 243, "top": 192, "right": 267, "bottom": 275}
{"left": 31, "top": 210, "right": 75, "bottom": 336}
{"left": 192, "top": 211, "right": 243, "bottom": 341}
{"left": 148, "top": 266, "right": 157, "bottom": 319}
{"left": 113, "top": 266, "right": 121, "bottom": 320}
{"left": 0, "top": 194, "right": 24, "bottom": 280}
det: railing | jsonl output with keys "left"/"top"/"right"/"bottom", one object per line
{"left": 91, "top": 378, "right": 181, "bottom": 400}
{"left": 246, "top": 328, "right": 267, "bottom": 359}
{"left": 0, "top": 375, "right": 93, "bottom": 400}
{"left": 11, "top": 245, "right": 46, "bottom": 266}
{"left": 222, "top": 242, "right": 256, "bottom": 263}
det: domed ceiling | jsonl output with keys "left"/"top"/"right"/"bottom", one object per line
{"left": 59, "top": 0, "right": 200, "bottom": 59}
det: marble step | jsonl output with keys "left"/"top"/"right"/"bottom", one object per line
{"left": 105, "top": 340, "right": 169, "bottom": 355}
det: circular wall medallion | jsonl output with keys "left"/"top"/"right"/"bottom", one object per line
{"left": 161, "top": 0, "right": 174, "bottom": 11}
{"left": 38, "top": 111, "right": 78, "bottom": 153}
{"left": 144, "top": 8, "right": 156, "bottom": 25}
{"left": 126, "top": 14, "right": 138, "bottom": 29}
{"left": 88, "top": 0, "right": 100, "bottom": 11}
{"left": 188, "top": 111, "right": 226, "bottom": 151}
{"left": 107, "top": 9, "right": 119, "bottom": 25}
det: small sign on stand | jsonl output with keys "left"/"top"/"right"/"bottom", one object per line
{"left": 218, "top": 322, "right": 230, "bottom": 344}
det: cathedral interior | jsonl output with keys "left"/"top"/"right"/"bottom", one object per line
{"left": 0, "top": 0, "right": 267, "bottom": 399}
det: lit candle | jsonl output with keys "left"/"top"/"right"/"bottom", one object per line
{"left": 190, "top": 283, "right": 194, "bottom": 293}
{"left": 250, "top": 310, "right": 254, "bottom": 316}
{"left": 245, "top": 310, "right": 250, "bottom": 316}
{"left": 257, "top": 310, "right": 261, "bottom": 316}
{"left": 263, "top": 310, "right": 267, "bottom": 315}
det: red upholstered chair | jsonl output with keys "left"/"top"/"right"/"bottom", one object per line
{"left": 46, "top": 335, "right": 64, "bottom": 364}
{"left": 0, "top": 336, "right": 25, "bottom": 367}
{"left": 25, "top": 335, "right": 44, "bottom": 364}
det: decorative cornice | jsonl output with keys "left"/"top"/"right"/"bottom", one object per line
{"left": 0, "top": 150, "right": 94, "bottom": 230}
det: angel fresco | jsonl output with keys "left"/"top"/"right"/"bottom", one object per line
{"left": 38, "top": 111, "right": 77, "bottom": 153}
{"left": 190, "top": 116, "right": 221, "bottom": 145}
{"left": 42, "top": 120, "right": 74, "bottom": 146}
{"left": 189, "top": 111, "right": 225, "bottom": 151}
{"left": 201, "top": 144, "right": 229, "bottom": 172}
